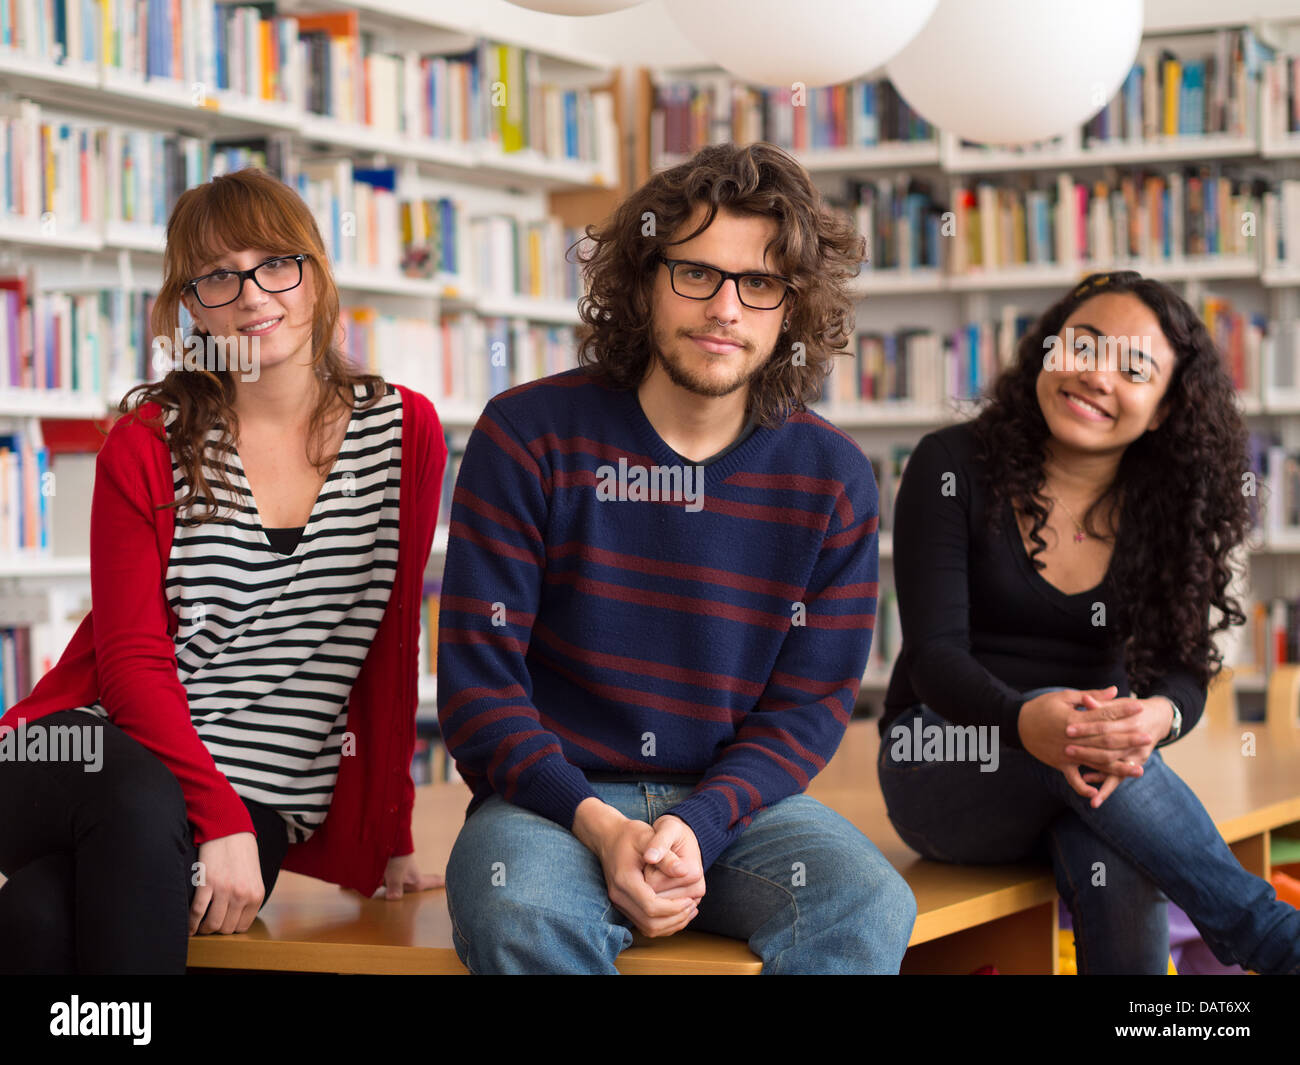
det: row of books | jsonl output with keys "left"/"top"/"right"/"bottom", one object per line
{"left": 418, "top": 580, "right": 441, "bottom": 680}
{"left": 469, "top": 214, "right": 586, "bottom": 303}
{"left": 0, "top": 625, "right": 41, "bottom": 712}
{"left": 43, "top": 4, "right": 617, "bottom": 171}
{"left": 410, "top": 734, "right": 462, "bottom": 786}
{"left": 0, "top": 426, "right": 51, "bottom": 556}
{"left": 437, "top": 432, "right": 470, "bottom": 534}
{"left": 298, "top": 162, "right": 585, "bottom": 294}
{"left": 0, "top": 95, "right": 593, "bottom": 293}
{"left": 839, "top": 168, "right": 1274, "bottom": 276}
{"left": 9, "top": 90, "right": 1299, "bottom": 301}
{"left": 1081, "top": 28, "right": 1266, "bottom": 145}
{"left": 0, "top": 96, "right": 196, "bottom": 232}
{"left": 651, "top": 74, "right": 934, "bottom": 160}
{"left": 866, "top": 586, "right": 901, "bottom": 679}
{"left": 0, "top": 278, "right": 135, "bottom": 395}
{"left": 842, "top": 178, "right": 945, "bottom": 272}
{"left": 1264, "top": 179, "right": 1300, "bottom": 273}
{"left": 949, "top": 168, "right": 1261, "bottom": 273}
{"left": 651, "top": 28, "right": 1286, "bottom": 164}
{"left": 866, "top": 446, "right": 914, "bottom": 544}
{"left": 823, "top": 310, "right": 1033, "bottom": 407}
{"left": 1202, "top": 296, "right": 1268, "bottom": 396}
{"left": 319, "top": 309, "right": 579, "bottom": 411}
{"left": 339, "top": 309, "right": 577, "bottom": 413}
{"left": 419, "top": 314, "right": 576, "bottom": 411}
{"left": 1243, "top": 597, "right": 1300, "bottom": 675}
{"left": 1246, "top": 431, "right": 1300, "bottom": 538}
{"left": 1264, "top": 53, "right": 1300, "bottom": 137}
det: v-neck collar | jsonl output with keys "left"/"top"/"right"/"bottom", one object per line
{"left": 1004, "top": 497, "right": 1112, "bottom": 611}
{"left": 620, "top": 386, "right": 774, "bottom": 486}
{"left": 227, "top": 383, "right": 363, "bottom": 555}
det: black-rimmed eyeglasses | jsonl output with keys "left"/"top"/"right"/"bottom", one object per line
{"left": 185, "top": 254, "right": 308, "bottom": 308}
{"left": 658, "top": 255, "right": 790, "bottom": 310}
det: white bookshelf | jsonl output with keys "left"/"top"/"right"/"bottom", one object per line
{"left": 0, "top": 555, "right": 91, "bottom": 579}
{"left": 940, "top": 129, "right": 1261, "bottom": 173}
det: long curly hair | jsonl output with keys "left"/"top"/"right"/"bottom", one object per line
{"left": 112, "top": 166, "right": 387, "bottom": 523}
{"left": 971, "top": 270, "right": 1252, "bottom": 691}
{"left": 570, "top": 141, "right": 865, "bottom": 427}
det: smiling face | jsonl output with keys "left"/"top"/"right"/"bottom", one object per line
{"left": 1035, "top": 291, "right": 1177, "bottom": 458}
{"left": 180, "top": 246, "right": 316, "bottom": 375}
{"left": 647, "top": 204, "right": 790, "bottom": 399}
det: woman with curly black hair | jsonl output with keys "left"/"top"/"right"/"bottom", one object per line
{"left": 878, "top": 269, "right": 1300, "bottom": 974}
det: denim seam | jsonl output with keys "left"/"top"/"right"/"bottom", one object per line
{"left": 449, "top": 892, "right": 628, "bottom": 973}
{"left": 707, "top": 860, "right": 799, "bottom": 972}
{"left": 445, "top": 896, "right": 482, "bottom": 976}
{"left": 1047, "top": 826, "right": 1089, "bottom": 975}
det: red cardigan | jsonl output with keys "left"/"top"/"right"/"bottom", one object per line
{"left": 0, "top": 383, "right": 448, "bottom": 896}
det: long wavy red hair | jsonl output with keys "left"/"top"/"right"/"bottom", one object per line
{"left": 113, "top": 166, "right": 386, "bottom": 523}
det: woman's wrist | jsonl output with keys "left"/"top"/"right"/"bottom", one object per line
{"left": 1152, "top": 696, "right": 1181, "bottom": 746}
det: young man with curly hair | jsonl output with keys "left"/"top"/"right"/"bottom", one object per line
{"left": 436, "top": 142, "right": 916, "bottom": 974}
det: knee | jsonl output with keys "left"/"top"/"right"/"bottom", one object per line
{"left": 819, "top": 845, "right": 917, "bottom": 955}
{"left": 447, "top": 881, "right": 627, "bottom": 975}
{"left": 92, "top": 752, "right": 188, "bottom": 842}
{"left": 864, "top": 864, "right": 918, "bottom": 946}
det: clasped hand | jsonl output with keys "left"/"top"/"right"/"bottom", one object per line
{"left": 1017, "top": 685, "right": 1174, "bottom": 809}
{"left": 575, "top": 800, "right": 705, "bottom": 938}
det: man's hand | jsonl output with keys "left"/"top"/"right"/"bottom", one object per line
{"left": 642, "top": 814, "right": 706, "bottom": 906}
{"left": 572, "top": 798, "right": 698, "bottom": 937}
{"left": 378, "top": 853, "right": 445, "bottom": 899}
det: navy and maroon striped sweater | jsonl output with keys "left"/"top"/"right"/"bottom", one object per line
{"left": 436, "top": 367, "right": 879, "bottom": 871}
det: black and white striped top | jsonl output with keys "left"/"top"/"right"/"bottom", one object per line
{"left": 74, "top": 381, "right": 403, "bottom": 844}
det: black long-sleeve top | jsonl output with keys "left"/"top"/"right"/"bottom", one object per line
{"left": 881, "top": 421, "right": 1207, "bottom": 748}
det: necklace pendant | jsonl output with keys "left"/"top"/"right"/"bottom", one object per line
{"left": 1073, "top": 530, "right": 1086, "bottom": 543}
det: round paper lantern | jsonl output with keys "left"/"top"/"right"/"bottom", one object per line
{"left": 660, "top": 0, "right": 939, "bottom": 89}
{"left": 886, "top": 0, "right": 1143, "bottom": 145}
{"left": 503, "top": 0, "right": 646, "bottom": 14}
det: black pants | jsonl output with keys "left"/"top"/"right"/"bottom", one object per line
{"left": 0, "top": 710, "right": 289, "bottom": 974}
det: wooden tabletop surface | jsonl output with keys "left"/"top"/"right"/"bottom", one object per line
{"left": 185, "top": 715, "right": 1300, "bottom": 971}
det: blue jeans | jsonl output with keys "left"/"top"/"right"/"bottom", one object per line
{"left": 445, "top": 781, "right": 917, "bottom": 974}
{"left": 878, "top": 688, "right": 1300, "bottom": 975}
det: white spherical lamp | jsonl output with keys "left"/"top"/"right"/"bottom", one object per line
{"left": 660, "top": 0, "right": 939, "bottom": 89}
{"left": 503, "top": 0, "right": 647, "bottom": 14}
{"left": 886, "top": 0, "right": 1143, "bottom": 145}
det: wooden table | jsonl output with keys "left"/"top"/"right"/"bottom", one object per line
{"left": 184, "top": 715, "right": 1300, "bottom": 975}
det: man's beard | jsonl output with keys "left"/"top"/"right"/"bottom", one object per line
{"left": 655, "top": 334, "right": 765, "bottom": 398}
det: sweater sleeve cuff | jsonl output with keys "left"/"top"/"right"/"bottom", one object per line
{"left": 513, "top": 757, "right": 599, "bottom": 833}
{"left": 659, "top": 790, "right": 741, "bottom": 873}
{"left": 190, "top": 786, "right": 256, "bottom": 845}
{"left": 1146, "top": 677, "right": 1206, "bottom": 735}
{"left": 1000, "top": 695, "right": 1026, "bottom": 751}
{"left": 392, "top": 820, "right": 415, "bottom": 858}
